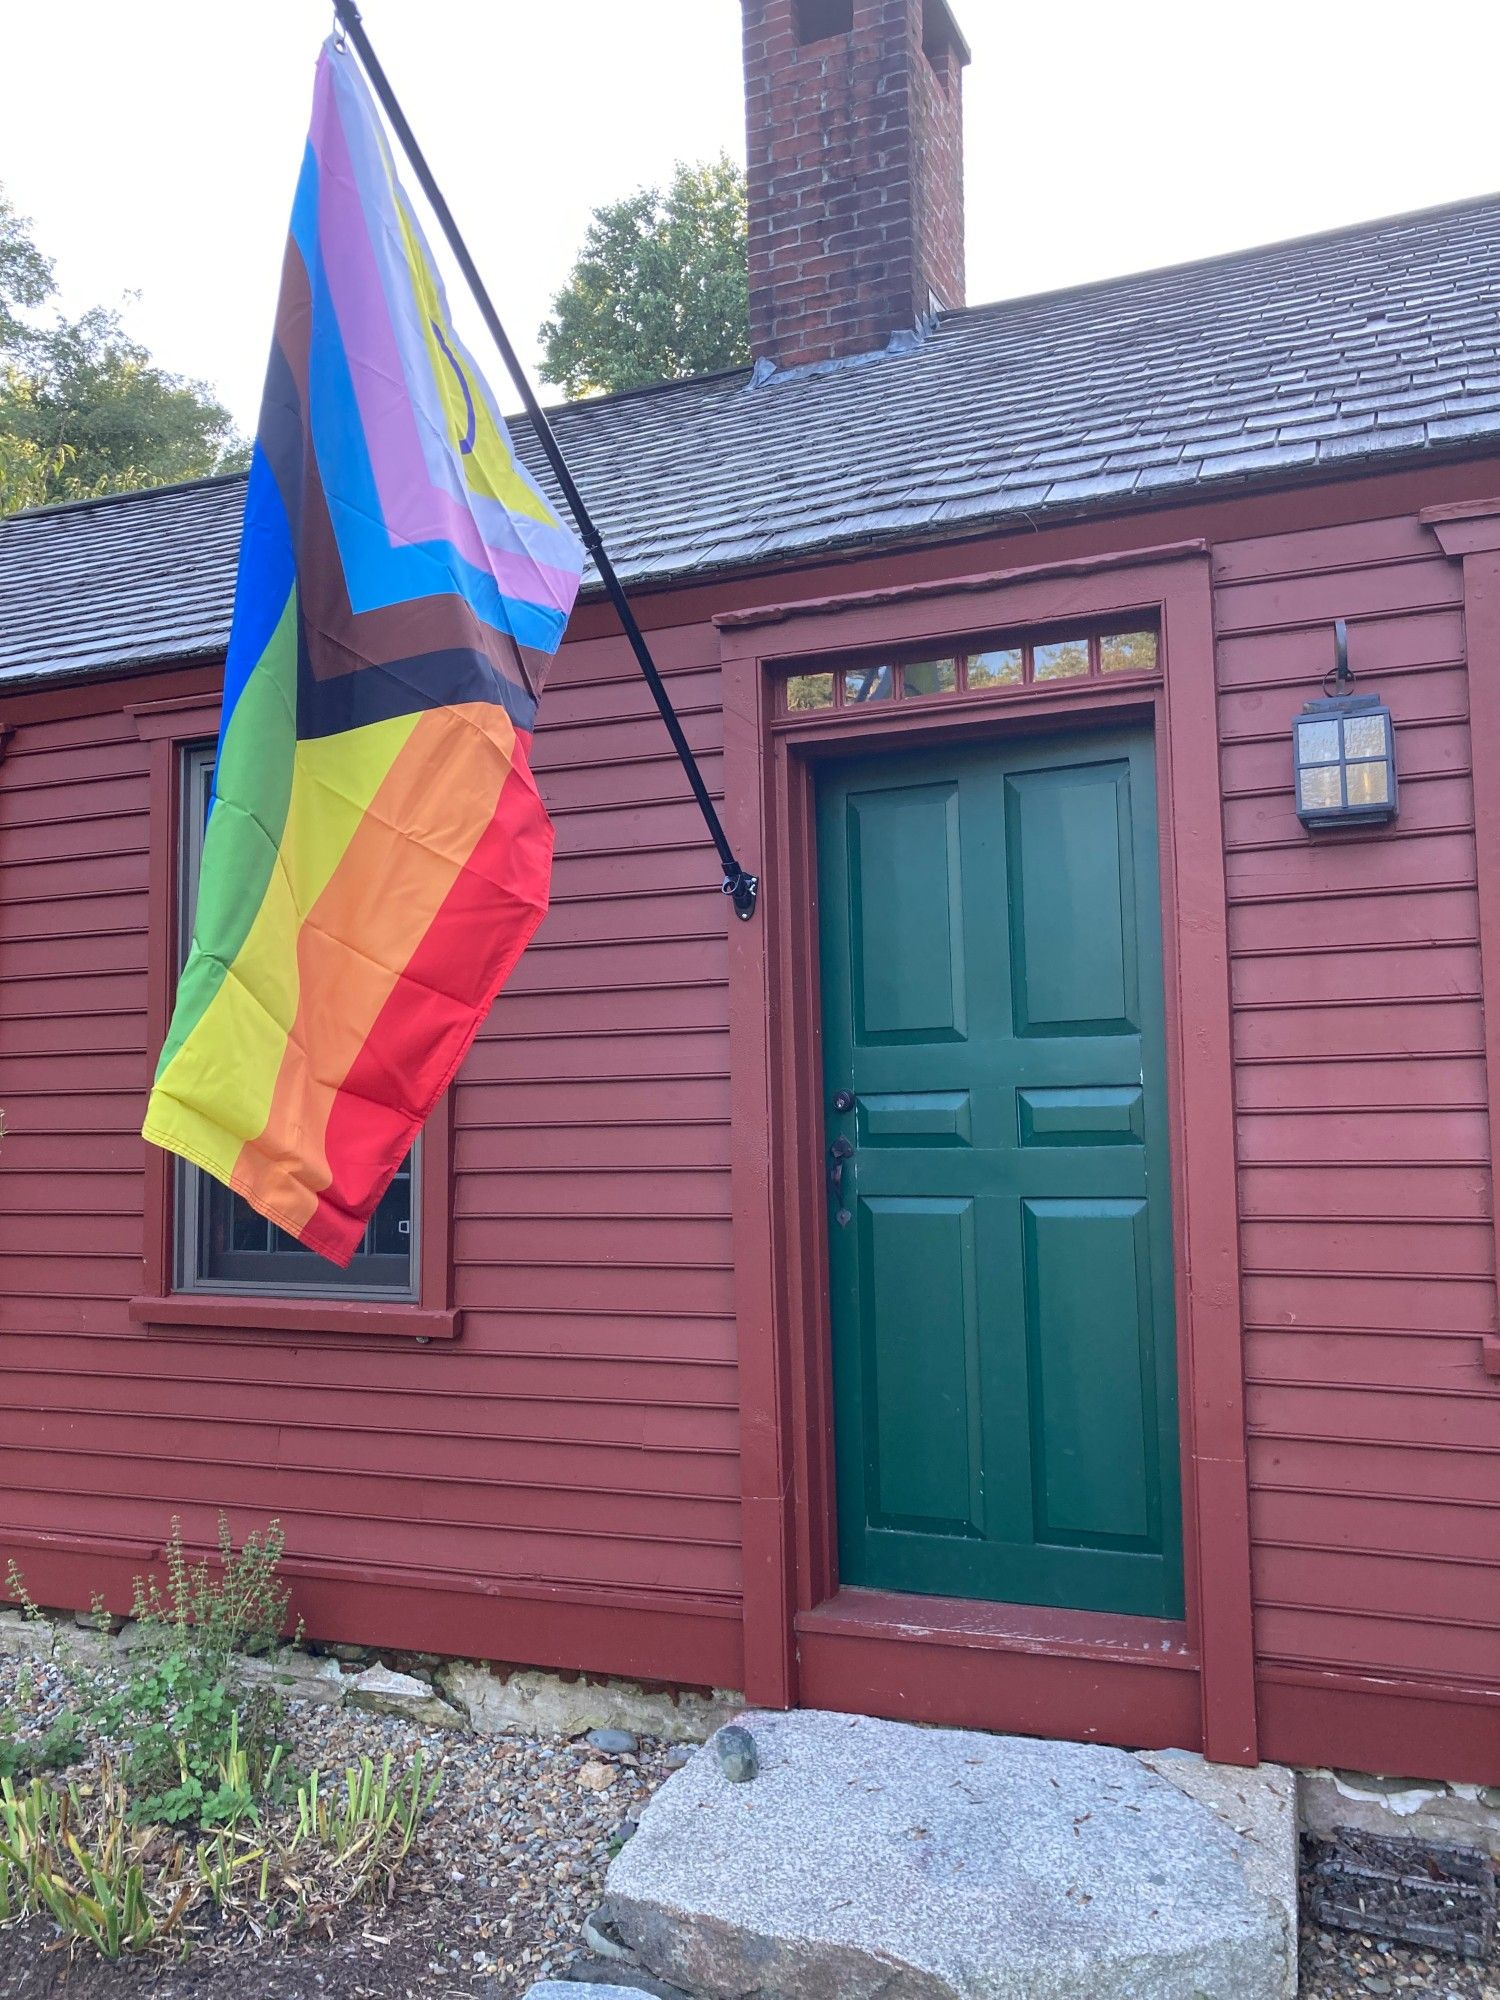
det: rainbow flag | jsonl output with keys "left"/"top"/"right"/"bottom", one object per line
{"left": 142, "top": 39, "right": 585, "bottom": 1266}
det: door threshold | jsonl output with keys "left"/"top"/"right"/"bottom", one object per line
{"left": 797, "top": 1587, "right": 1195, "bottom": 1670}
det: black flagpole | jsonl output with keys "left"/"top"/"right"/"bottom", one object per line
{"left": 330, "top": 0, "right": 759, "bottom": 921}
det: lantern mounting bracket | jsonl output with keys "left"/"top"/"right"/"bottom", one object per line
{"left": 1323, "top": 617, "right": 1356, "bottom": 699}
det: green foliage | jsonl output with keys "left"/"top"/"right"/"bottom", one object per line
{"left": 0, "top": 1520, "right": 439, "bottom": 1961}
{"left": 82, "top": 1518, "right": 296, "bottom": 1818}
{"left": 0, "top": 1705, "right": 84, "bottom": 1782}
{"left": 294, "top": 1749, "right": 438, "bottom": 1895}
{"left": 8, "top": 1516, "right": 297, "bottom": 1825}
{"left": 0, "top": 184, "right": 248, "bottom": 515}
{"left": 539, "top": 155, "right": 749, "bottom": 399}
{"left": 0, "top": 1768, "right": 166, "bottom": 1958}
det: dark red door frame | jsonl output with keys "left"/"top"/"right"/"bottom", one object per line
{"left": 719, "top": 543, "right": 1259, "bottom": 1765}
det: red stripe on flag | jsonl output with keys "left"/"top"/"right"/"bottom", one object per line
{"left": 300, "top": 741, "right": 553, "bottom": 1263}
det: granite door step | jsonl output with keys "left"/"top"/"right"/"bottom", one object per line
{"left": 596, "top": 1710, "right": 1298, "bottom": 2000}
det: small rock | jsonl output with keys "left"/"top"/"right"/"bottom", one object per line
{"left": 317, "top": 1640, "right": 374, "bottom": 1664}
{"left": 347, "top": 1663, "right": 463, "bottom": 1727}
{"left": 73, "top": 1607, "right": 124, "bottom": 1634}
{"left": 582, "top": 1906, "right": 635, "bottom": 1962}
{"left": 714, "top": 1724, "right": 758, "bottom": 1784}
{"left": 577, "top": 1760, "right": 616, "bottom": 1793}
{"left": 587, "top": 1729, "right": 639, "bottom": 1756}
{"left": 526, "top": 1983, "right": 674, "bottom": 2000}
{"left": 663, "top": 1745, "right": 696, "bottom": 1770}
{"left": 0, "top": 1610, "right": 53, "bottom": 1661}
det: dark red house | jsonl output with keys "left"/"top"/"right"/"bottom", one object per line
{"left": 3, "top": 0, "right": 1498, "bottom": 1789}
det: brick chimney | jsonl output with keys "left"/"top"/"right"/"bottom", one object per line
{"left": 742, "top": 0, "right": 969, "bottom": 375}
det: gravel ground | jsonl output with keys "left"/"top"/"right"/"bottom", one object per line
{"left": 1, "top": 1650, "right": 1495, "bottom": 1997}
{"left": 0, "top": 1649, "right": 679, "bottom": 1997}
{"left": 1298, "top": 1907, "right": 1499, "bottom": 1998}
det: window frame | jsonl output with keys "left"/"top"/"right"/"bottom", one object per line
{"left": 128, "top": 688, "right": 457, "bottom": 1341}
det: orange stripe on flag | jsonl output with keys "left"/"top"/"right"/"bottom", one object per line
{"left": 230, "top": 700, "right": 519, "bottom": 1233}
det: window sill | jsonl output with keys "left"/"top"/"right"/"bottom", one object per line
{"left": 128, "top": 1296, "right": 458, "bottom": 1341}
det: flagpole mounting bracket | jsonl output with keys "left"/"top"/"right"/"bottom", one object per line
{"left": 723, "top": 867, "right": 759, "bottom": 922}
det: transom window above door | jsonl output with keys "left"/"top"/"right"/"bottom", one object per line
{"left": 782, "top": 624, "right": 1159, "bottom": 715}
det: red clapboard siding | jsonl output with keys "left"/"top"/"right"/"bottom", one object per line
{"left": 5, "top": 475, "right": 1500, "bottom": 1748}
{"left": 1215, "top": 509, "right": 1499, "bottom": 1706}
{"left": 0, "top": 641, "right": 741, "bottom": 1682}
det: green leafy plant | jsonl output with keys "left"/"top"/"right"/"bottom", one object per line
{"left": 0, "top": 1706, "right": 84, "bottom": 1781}
{"left": 0, "top": 1523, "right": 440, "bottom": 1961}
{"left": 9, "top": 1517, "right": 301, "bottom": 1826}
{"left": 0, "top": 1768, "right": 172, "bottom": 1958}
{"left": 294, "top": 1750, "right": 438, "bottom": 1895}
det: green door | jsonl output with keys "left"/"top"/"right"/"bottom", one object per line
{"left": 817, "top": 728, "right": 1182, "bottom": 1619}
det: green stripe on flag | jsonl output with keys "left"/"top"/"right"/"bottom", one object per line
{"left": 155, "top": 585, "right": 300, "bottom": 1080}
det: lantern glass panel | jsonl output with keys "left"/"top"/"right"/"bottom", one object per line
{"left": 1296, "top": 717, "right": 1340, "bottom": 765}
{"left": 1345, "top": 759, "right": 1391, "bottom": 808}
{"left": 1342, "top": 712, "right": 1387, "bottom": 759}
{"left": 1297, "top": 765, "right": 1342, "bottom": 812}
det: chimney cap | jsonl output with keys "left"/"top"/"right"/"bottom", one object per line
{"left": 924, "top": 0, "right": 971, "bottom": 67}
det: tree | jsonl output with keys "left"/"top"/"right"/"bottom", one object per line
{"left": 0, "top": 187, "right": 248, "bottom": 516}
{"left": 539, "top": 156, "right": 750, "bottom": 399}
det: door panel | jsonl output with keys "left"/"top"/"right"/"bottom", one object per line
{"left": 848, "top": 782, "right": 966, "bottom": 1042}
{"left": 861, "top": 1195, "right": 982, "bottom": 1536}
{"left": 1021, "top": 1196, "right": 1158, "bottom": 1547}
{"left": 1005, "top": 762, "right": 1139, "bottom": 1035}
{"left": 818, "top": 727, "right": 1182, "bottom": 1619}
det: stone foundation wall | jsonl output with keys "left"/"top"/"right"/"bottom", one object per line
{"left": 0, "top": 1608, "right": 742, "bottom": 1745}
{"left": 4, "top": 1607, "right": 1495, "bottom": 1858}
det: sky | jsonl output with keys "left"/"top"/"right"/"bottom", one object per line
{"left": 5, "top": 0, "right": 1500, "bottom": 437}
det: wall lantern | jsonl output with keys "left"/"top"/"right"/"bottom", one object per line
{"left": 1293, "top": 620, "right": 1398, "bottom": 830}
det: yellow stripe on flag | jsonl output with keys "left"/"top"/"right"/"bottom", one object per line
{"left": 148, "top": 711, "right": 422, "bottom": 1190}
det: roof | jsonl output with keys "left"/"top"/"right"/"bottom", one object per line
{"left": 5, "top": 192, "right": 1500, "bottom": 689}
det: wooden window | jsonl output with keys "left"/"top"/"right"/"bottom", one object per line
{"left": 777, "top": 622, "right": 1161, "bottom": 716}
{"left": 173, "top": 744, "right": 419, "bottom": 1301}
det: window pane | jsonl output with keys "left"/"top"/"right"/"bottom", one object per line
{"left": 230, "top": 1194, "right": 269, "bottom": 1253}
{"left": 179, "top": 743, "right": 418, "bottom": 1298}
{"left": 1033, "top": 637, "right": 1090, "bottom": 681}
{"left": 903, "top": 658, "right": 958, "bottom": 698}
{"left": 786, "top": 673, "right": 834, "bottom": 712}
{"left": 1342, "top": 713, "right": 1386, "bottom": 759}
{"left": 967, "top": 648, "right": 1023, "bottom": 688}
{"left": 842, "top": 664, "right": 894, "bottom": 703}
{"left": 1297, "top": 765, "right": 1341, "bottom": 812}
{"left": 1099, "top": 630, "right": 1158, "bottom": 675}
{"left": 1345, "top": 759, "right": 1391, "bottom": 808}
{"left": 1296, "top": 718, "right": 1340, "bottom": 765}
{"left": 371, "top": 1159, "right": 413, "bottom": 1256}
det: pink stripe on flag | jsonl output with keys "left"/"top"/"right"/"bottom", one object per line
{"left": 312, "top": 65, "right": 581, "bottom": 610}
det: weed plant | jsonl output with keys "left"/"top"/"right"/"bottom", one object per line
{"left": 0, "top": 1517, "right": 440, "bottom": 1960}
